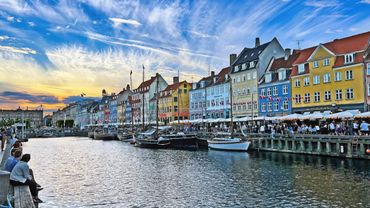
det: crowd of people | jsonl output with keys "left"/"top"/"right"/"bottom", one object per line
{"left": 0, "top": 128, "right": 43, "bottom": 204}
{"left": 182, "top": 119, "right": 370, "bottom": 137}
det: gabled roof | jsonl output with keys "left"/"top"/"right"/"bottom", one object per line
{"left": 292, "top": 47, "right": 316, "bottom": 65}
{"left": 135, "top": 76, "right": 157, "bottom": 93}
{"left": 333, "top": 51, "right": 365, "bottom": 68}
{"left": 214, "top": 67, "right": 231, "bottom": 84}
{"left": 233, "top": 41, "right": 270, "bottom": 66}
{"left": 159, "top": 81, "right": 188, "bottom": 98}
{"left": 324, "top": 31, "right": 370, "bottom": 54}
{"left": 269, "top": 52, "right": 300, "bottom": 72}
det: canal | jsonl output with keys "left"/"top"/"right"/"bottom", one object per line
{"left": 25, "top": 137, "right": 369, "bottom": 207}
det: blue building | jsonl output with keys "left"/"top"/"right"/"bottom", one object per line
{"left": 109, "top": 94, "right": 118, "bottom": 124}
{"left": 258, "top": 49, "right": 298, "bottom": 117}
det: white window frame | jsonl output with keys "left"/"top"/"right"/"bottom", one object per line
{"left": 252, "top": 71, "right": 257, "bottom": 79}
{"left": 295, "top": 79, "right": 300, "bottom": 87}
{"left": 346, "top": 70, "right": 353, "bottom": 80}
{"left": 234, "top": 65, "right": 239, "bottom": 72}
{"left": 313, "top": 75, "right": 320, "bottom": 85}
{"left": 314, "top": 92, "right": 320, "bottom": 102}
{"left": 323, "top": 58, "right": 330, "bottom": 66}
{"left": 242, "top": 63, "right": 247, "bottom": 70}
{"left": 247, "top": 73, "right": 251, "bottom": 80}
{"left": 267, "top": 102, "right": 272, "bottom": 112}
{"left": 313, "top": 61, "right": 318, "bottom": 68}
{"left": 273, "top": 102, "right": 279, "bottom": 111}
{"left": 336, "top": 89, "right": 342, "bottom": 100}
{"left": 346, "top": 88, "right": 354, "bottom": 100}
{"left": 261, "top": 103, "right": 266, "bottom": 112}
{"left": 368, "top": 84, "right": 370, "bottom": 96}
{"left": 282, "top": 85, "right": 288, "bottom": 95}
{"left": 267, "top": 88, "right": 271, "bottom": 96}
{"left": 304, "top": 77, "right": 310, "bottom": 86}
{"left": 335, "top": 71, "right": 342, "bottom": 81}
{"left": 295, "top": 94, "right": 301, "bottom": 104}
{"left": 283, "top": 101, "right": 288, "bottom": 110}
{"left": 367, "top": 63, "right": 370, "bottom": 75}
{"left": 324, "top": 91, "right": 331, "bottom": 101}
{"left": 304, "top": 93, "right": 310, "bottom": 103}
{"left": 273, "top": 87, "right": 278, "bottom": 96}
{"left": 279, "top": 70, "right": 286, "bottom": 81}
{"left": 298, "top": 64, "right": 305, "bottom": 74}
{"left": 323, "top": 73, "right": 330, "bottom": 83}
{"left": 250, "top": 62, "right": 255, "bottom": 68}
{"left": 344, "top": 53, "right": 354, "bottom": 64}
{"left": 261, "top": 88, "right": 266, "bottom": 96}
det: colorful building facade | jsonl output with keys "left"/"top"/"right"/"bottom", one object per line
{"left": 259, "top": 49, "right": 298, "bottom": 116}
{"left": 291, "top": 32, "right": 370, "bottom": 113}
{"left": 230, "top": 37, "right": 285, "bottom": 117}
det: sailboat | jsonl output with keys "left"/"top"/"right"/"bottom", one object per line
{"left": 207, "top": 72, "right": 250, "bottom": 151}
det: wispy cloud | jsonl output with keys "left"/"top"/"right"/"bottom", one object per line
{"left": 0, "top": 45, "right": 36, "bottom": 54}
{"left": 360, "top": 0, "right": 370, "bottom": 4}
{"left": 0, "top": 91, "right": 59, "bottom": 104}
{"left": 304, "top": 0, "right": 340, "bottom": 8}
{"left": 109, "top": 18, "right": 141, "bottom": 27}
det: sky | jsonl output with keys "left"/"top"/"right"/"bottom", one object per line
{"left": 0, "top": 0, "right": 370, "bottom": 113}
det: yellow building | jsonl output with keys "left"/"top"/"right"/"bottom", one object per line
{"left": 291, "top": 32, "right": 370, "bottom": 113}
{"left": 158, "top": 78, "right": 191, "bottom": 124}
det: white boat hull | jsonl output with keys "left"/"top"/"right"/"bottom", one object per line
{"left": 208, "top": 139, "right": 250, "bottom": 151}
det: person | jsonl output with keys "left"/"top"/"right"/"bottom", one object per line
{"left": 260, "top": 125, "right": 265, "bottom": 133}
{"left": 329, "top": 121, "right": 335, "bottom": 135}
{"left": 10, "top": 154, "right": 43, "bottom": 203}
{"left": 5, "top": 149, "right": 22, "bottom": 172}
{"left": 353, "top": 121, "right": 359, "bottom": 135}
{"left": 9, "top": 133, "right": 17, "bottom": 146}
{"left": 0, "top": 128, "right": 6, "bottom": 151}
{"left": 360, "top": 120, "right": 369, "bottom": 135}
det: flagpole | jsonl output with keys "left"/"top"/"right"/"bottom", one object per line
{"left": 142, "top": 65, "right": 145, "bottom": 130}
{"left": 130, "top": 70, "right": 134, "bottom": 131}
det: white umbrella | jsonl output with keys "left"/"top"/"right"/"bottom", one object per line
{"left": 253, "top": 116, "right": 265, "bottom": 120}
{"left": 354, "top": 111, "right": 370, "bottom": 118}
{"left": 309, "top": 112, "right": 323, "bottom": 120}
{"left": 265, "top": 116, "right": 281, "bottom": 121}
{"left": 324, "top": 110, "right": 356, "bottom": 119}
{"left": 238, "top": 116, "right": 252, "bottom": 121}
{"left": 279, "top": 113, "right": 302, "bottom": 121}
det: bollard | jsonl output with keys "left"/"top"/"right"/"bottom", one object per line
{"left": 0, "top": 170, "right": 10, "bottom": 205}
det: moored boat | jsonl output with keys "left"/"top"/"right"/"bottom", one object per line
{"left": 207, "top": 137, "right": 250, "bottom": 151}
{"left": 93, "top": 128, "right": 117, "bottom": 140}
{"left": 117, "top": 130, "right": 134, "bottom": 142}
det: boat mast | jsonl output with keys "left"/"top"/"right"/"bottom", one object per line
{"left": 229, "top": 70, "right": 234, "bottom": 139}
{"left": 156, "top": 73, "right": 159, "bottom": 136}
{"left": 177, "top": 69, "right": 180, "bottom": 127}
{"left": 130, "top": 70, "right": 134, "bottom": 131}
{"left": 142, "top": 65, "right": 145, "bottom": 130}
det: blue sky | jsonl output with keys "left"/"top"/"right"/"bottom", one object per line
{"left": 0, "top": 0, "right": 370, "bottom": 111}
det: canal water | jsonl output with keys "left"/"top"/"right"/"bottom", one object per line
{"left": 25, "top": 137, "right": 369, "bottom": 208}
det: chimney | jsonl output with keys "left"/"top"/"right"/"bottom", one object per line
{"left": 173, "top": 76, "right": 179, "bottom": 84}
{"left": 229, "top": 54, "right": 237, "bottom": 65}
{"left": 284, "top": 48, "right": 291, "bottom": 60}
{"left": 255, "top": 37, "right": 260, "bottom": 47}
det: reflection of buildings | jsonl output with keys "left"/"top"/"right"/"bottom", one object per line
{"left": 0, "top": 108, "right": 43, "bottom": 127}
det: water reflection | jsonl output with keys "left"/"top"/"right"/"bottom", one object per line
{"left": 24, "top": 137, "right": 369, "bottom": 208}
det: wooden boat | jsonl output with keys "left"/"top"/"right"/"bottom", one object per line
{"left": 117, "top": 130, "right": 134, "bottom": 142}
{"left": 207, "top": 137, "right": 250, "bottom": 151}
{"left": 93, "top": 128, "right": 117, "bottom": 140}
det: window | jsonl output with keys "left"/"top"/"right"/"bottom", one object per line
{"left": 265, "top": 73, "right": 271, "bottom": 83}
{"left": 324, "top": 91, "right": 331, "bottom": 101}
{"left": 234, "top": 65, "right": 239, "bottom": 72}
{"left": 254, "top": 102, "right": 258, "bottom": 109}
{"left": 298, "top": 64, "right": 305, "bottom": 74}
{"left": 261, "top": 103, "right": 266, "bottom": 112}
{"left": 247, "top": 103, "right": 252, "bottom": 110}
{"left": 273, "top": 87, "right": 278, "bottom": 96}
{"left": 252, "top": 71, "right": 257, "bottom": 79}
{"left": 283, "top": 85, "right": 288, "bottom": 94}
{"left": 247, "top": 88, "right": 251, "bottom": 95}
{"left": 283, "top": 101, "right": 289, "bottom": 110}
{"left": 323, "top": 58, "right": 330, "bottom": 66}
{"left": 250, "top": 62, "right": 255, "bottom": 68}
{"left": 368, "top": 84, "right": 370, "bottom": 96}
{"left": 304, "top": 93, "right": 310, "bottom": 103}
{"left": 295, "top": 79, "right": 300, "bottom": 87}
{"left": 313, "top": 75, "right": 320, "bottom": 84}
{"left": 346, "top": 70, "right": 353, "bottom": 80}
{"left": 367, "top": 63, "right": 370, "bottom": 75}
{"left": 295, "top": 94, "right": 301, "bottom": 104}
{"left": 174, "top": 97, "right": 178, "bottom": 102}
{"left": 242, "top": 75, "right": 246, "bottom": 81}
{"left": 267, "top": 102, "right": 272, "bottom": 111}
{"left": 247, "top": 73, "right": 251, "bottom": 80}
{"left": 323, "top": 73, "right": 330, "bottom": 83}
{"left": 267, "top": 88, "right": 271, "bottom": 96}
{"left": 335, "top": 71, "right": 342, "bottom": 81}
{"left": 273, "top": 102, "right": 279, "bottom": 111}
{"left": 344, "top": 53, "right": 354, "bottom": 64}
{"left": 336, "top": 89, "right": 342, "bottom": 100}
{"left": 261, "top": 89, "right": 266, "bottom": 96}
{"left": 314, "top": 92, "right": 320, "bottom": 102}
{"left": 304, "top": 77, "right": 310, "bottom": 86}
{"left": 346, "top": 88, "right": 354, "bottom": 99}
{"left": 242, "top": 63, "right": 247, "bottom": 70}
{"left": 279, "top": 70, "right": 286, "bottom": 80}
{"left": 313, "top": 61, "right": 318, "bottom": 68}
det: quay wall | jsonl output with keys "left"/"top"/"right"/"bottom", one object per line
{"left": 244, "top": 133, "right": 370, "bottom": 160}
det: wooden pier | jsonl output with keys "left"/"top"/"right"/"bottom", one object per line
{"left": 245, "top": 133, "right": 370, "bottom": 160}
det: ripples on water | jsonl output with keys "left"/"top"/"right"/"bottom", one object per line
{"left": 24, "top": 137, "right": 369, "bottom": 208}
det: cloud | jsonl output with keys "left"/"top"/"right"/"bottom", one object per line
{"left": 109, "top": 17, "right": 142, "bottom": 27}
{"left": 28, "top": 22, "right": 35, "bottom": 27}
{"left": 0, "top": 45, "right": 36, "bottom": 54}
{"left": 62, "top": 96, "right": 100, "bottom": 104}
{"left": 304, "top": 0, "right": 339, "bottom": 8}
{"left": 360, "top": 0, "right": 370, "bottom": 4}
{"left": 6, "top": 16, "right": 14, "bottom": 22}
{"left": 0, "top": 91, "right": 59, "bottom": 104}
{"left": 0, "top": 36, "right": 9, "bottom": 41}
{"left": 188, "top": 31, "right": 219, "bottom": 39}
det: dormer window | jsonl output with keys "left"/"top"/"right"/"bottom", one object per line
{"left": 250, "top": 61, "right": 255, "bottom": 68}
{"left": 278, "top": 70, "right": 286, "bottom": 81}
{"left": 242, "top": 63, "right": 247, "bottom": 70}
{"left": 298, "top": 64, "right": 305, "bottom": 74}
{"left": 234, "top": 65, "right": 239, "bottom": 72}
{"left": 265, "top": 73, "right": 272, "bottom": 83}
{"left": 323, "top": 58, "right": 330, "bottom": 66}
{"left": 344, "top": 53, "right": 354, "bottom": 64}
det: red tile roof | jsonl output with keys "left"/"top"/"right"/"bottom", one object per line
{"left": 333, "top": 51, "right": 365, "bottom": 68}
{"left": 269, "top": 52, "right": 300, "bottom": 72}
{"left": 135, "top": 76, "right": 156, "bottom": 93}
{"left": 324, "top": 31, "right": 370, "bottom": 54}
{"left": 214, "top": 67, "right": 231, "bottom": 84}
{"left": 292, "top": 47, "right": 316, "bottom": 65}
